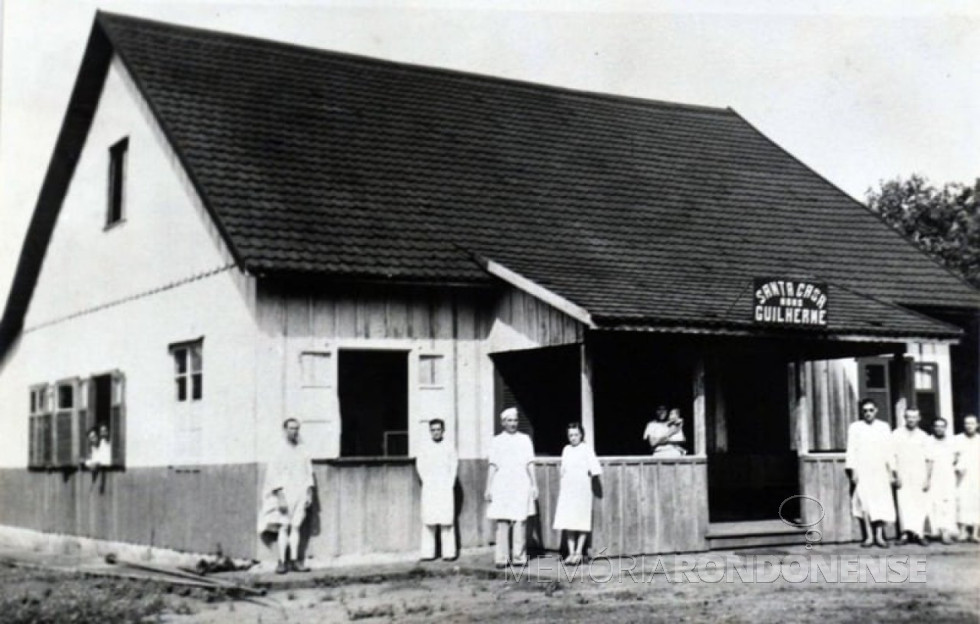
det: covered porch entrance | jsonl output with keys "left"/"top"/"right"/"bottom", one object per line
{"left": 494, "top": 330, "right": 914, "bottom": 555}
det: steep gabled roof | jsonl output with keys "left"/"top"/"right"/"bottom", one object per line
{"left": 2, "top": 12, "right": 977, "bottom": 353}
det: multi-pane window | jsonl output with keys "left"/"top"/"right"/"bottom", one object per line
{"left": 171, "top": 340, "right": 203, "bottom": 402}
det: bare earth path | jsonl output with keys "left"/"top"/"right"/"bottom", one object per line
{"left": 1, "top": 544, "right": 977, "bottom": 623}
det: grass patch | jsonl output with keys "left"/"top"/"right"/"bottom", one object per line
{"left": 0, "top": 566, "right": 204, "bottom": 624}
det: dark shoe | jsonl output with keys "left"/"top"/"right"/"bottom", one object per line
{"left": 860, "top": 540, "right": 874, "bottom": 548}
{"left": 275, "top": 561, "right": 288, "bottom": 575}
{"left": 419, "top": 557, "right": 437, "bottom": 563}
{"left": 441, "top": 556, "right": 458, "bottom": 562}
{"left": 874, "top": 538, "right": 889, "bottom": 548}
{"left": 289, "top": 561, "right": 310, "bottom": 573}
{"left": 916, "top": 535, "right": 929, "bottom": 546}
{"left": 896, "top": 534, "right": 909, "bottom": 545}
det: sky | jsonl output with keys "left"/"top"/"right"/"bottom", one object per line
{"left": 0, "top": 0, "right": 978, "bottom": 309}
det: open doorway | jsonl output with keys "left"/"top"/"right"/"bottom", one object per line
{"left": 338, "top": 350, "right": 409, "bottom": 457}
{"left": 490, "top": 345, "right": 581, "bottom": 457}
{"left": 708, "top": 355, "right": 797, "bottom": 522}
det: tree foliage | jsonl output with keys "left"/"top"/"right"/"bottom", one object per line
{"left": 866, "top": 175, "right": 980, "bottom": 289}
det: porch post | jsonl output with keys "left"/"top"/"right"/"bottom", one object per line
{"left": 693, "top": 357, "right": 706, "bottom": 456}
{"left": 891, "top": 346, "right": 915, "bottom": 428}
{"left": 791, "top": 360, "right": 811, "bottom": 455}
{"left": 580, "top": 343, "right": 596, "bottom": 449}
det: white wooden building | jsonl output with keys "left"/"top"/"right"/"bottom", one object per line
{"left": 0, "top": 13, "right": 977, "bottom": 560}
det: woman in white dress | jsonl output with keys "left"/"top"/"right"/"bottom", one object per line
{"left": 552, "top": 422, "right": 602, "bottom": 565}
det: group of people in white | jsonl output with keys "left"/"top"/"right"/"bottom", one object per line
{"left": 255, "top": 398, "right": 978, "bottom": 573}
{"left": 846, "top": 399, "right": 979, "bottom": 547}
{"left": 256, "top": 408, "right": 606, "bottom": 572}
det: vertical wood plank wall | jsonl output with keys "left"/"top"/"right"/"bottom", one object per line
{"left": 805, "top": 361, "right": 857, "bottom": 451}
{"left": 489, "top": 288, "right": 584, "bottom": 353}
{"left": 800, "top": 453, "right": 860, "bottom": 543}
{"left": 0, "top": 466, "right": 259, "bottom": 558}
{"left": 533, "top": 457, "right": 708, "bottom": 556}
{"left": 256, "top": 283, "right": 495, "bottom": 461}
{"left": 296, "top": 459, "right": 489, "bottom": 559}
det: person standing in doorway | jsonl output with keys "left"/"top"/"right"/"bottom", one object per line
{"left": 926, "top": 417, "right": 958, "bottom": 544}
{"left": 552, "top": 422, "right": 602, "bottom": 565}
{"left": 845, "top": 398, "right": 898, "bottom": 547}
{"left": 954, "top": 414, "right": 980, "bottom": 542}
{"left": 891, "top": 409, "right": 931, "bottom": 545}
{"left": 81, "top": 427, "right": 109, "bottom": 471}
{"left": 258, "top": 418, "right": 315, "bottom": 574}
{"left": 485, "top": 407, "right": 537, "bottom": 569}
{"left": 97, "top": 424, "right": 113, "bottom": 467}
{"left": 416, "top": 418, "right": 458, "bottom": 561}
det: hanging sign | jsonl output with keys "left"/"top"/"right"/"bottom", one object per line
{"left": 752, "top": 279, "right": 829, "bottom": 327}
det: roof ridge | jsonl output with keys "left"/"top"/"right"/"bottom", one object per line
{"left": 95, "top": 10, "right": 732, "bottom": 117}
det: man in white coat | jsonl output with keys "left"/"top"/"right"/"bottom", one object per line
{"left": 258, "top": 418, "right": 315, "bottom": 574}
{"left": 891, "top": 409, "right": 931, "bottom": 545}
{"left": 954, "top": 414, "right": 980, "bottom": 542}
{"left": 485, "top": 407, "right": 537, "bottom": 568}
{"left": 416, "top": 418, "right": 458, "bottom": 561}
{"left": 926, "top": 417, "right": 957, "bottom": 544}
{"left": 845, "top": 398, "right": 898, "bottom": 547}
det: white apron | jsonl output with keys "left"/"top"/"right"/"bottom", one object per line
{"left": 928, "top": 436, "right": 958, "bottom": 533}
{"left": 258, "top": 440, "right": 314, "bottom": 533}
{"left": 845, "top": 419, "right": 895, "bottom": 523}
{"left": 955, "top": 433, "right": 980, "bottom": 525}
{"left": 891, "top": 426, "right": 930, "bottom": 535}
{"left": 553, "top": 443, "right": 602, "bottom": 532}
{"left": 487, "top": 431, "right": 535, "bottom": 521}
{"left": 416, "top": 439, "right": 458, "bottom": 526}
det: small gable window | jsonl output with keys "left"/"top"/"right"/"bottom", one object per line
{"left": 171, "top": 339, "right": 204, "bottom": 402}
{"left": 107, "top": 137, "right": 128, "bottom": 227}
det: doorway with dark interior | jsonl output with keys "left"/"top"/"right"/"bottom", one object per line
{"left": 338, "top": 350, "right": 409, "bottom": 457}
{"left": 708, "top": 352, "right": 798, "bottom": 523}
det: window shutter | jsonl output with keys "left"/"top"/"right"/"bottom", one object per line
{"left": 40, "top": 413, "right": 53, "bottom": 467}
{"left": 28, "top": 415, "right": 38, "bottom": 468}
{"left": 55, "top": 412, "right": 73, "bottom": 467}
{"left": 75, "top": 378, "right": 92, "bottom": 464}
{"left": 110, "top": 372, "right": 126, "bottom": 467}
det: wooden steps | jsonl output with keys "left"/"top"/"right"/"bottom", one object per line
{"left": 706, "top": 520, "right": 809, "bottom": 550}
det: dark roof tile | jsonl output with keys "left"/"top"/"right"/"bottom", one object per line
{"left": 17, "top": 12, "right": 978, "bottom": 342}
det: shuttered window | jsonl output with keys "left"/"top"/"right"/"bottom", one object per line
{"left": 54, "top": 379, "right": 78, "bottom": 467}
{"left": 28, "top": 385, "right": 51, "bottom": 468}
{"left": 110, "top": 372, "right": 126, "bottom": 467}
{"left": 27, "top": 372, "right": 126, "bottom": 470}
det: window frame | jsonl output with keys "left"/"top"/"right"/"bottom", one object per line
{"left": 106, "top": 137, "right": 129, "bottom": 229}
{"left": 169, "top": 338, "right": 204, "bottom": 403}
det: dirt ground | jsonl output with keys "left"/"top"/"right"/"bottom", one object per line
{"left": 164, "top": 551, "right": 980, "bottom": 624}
{"left": 2, "top": 548, "right": 978, "bottom": 623}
